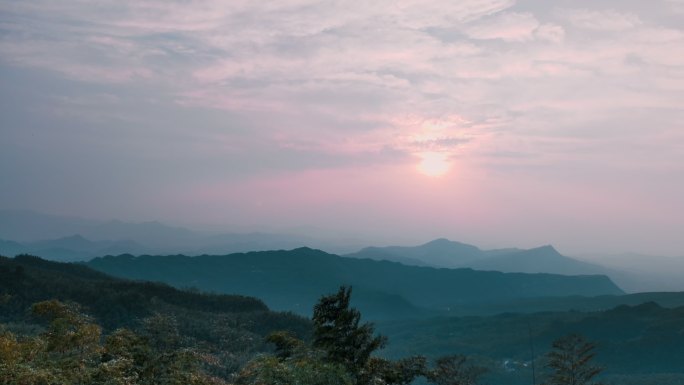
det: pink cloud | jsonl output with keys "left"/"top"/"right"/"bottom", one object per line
{"left": 562, "top": 9, "right": 642, "bottom": 31}
{"left": 2, "top": 0, "right": 684, "bottom": 254}
{"left": 464, "top": 12, "right": 541, "bottom": 41}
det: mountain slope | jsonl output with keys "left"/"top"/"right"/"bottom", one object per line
{"left": 0, "top": 210, "right": 349, "bottom": 258}
{"left": 347, "top": 239, "right": 684, "bottom": 293}
{"left": 575, "top": 253, "right": 684, "bottom": 292}
{"left": 0, "top": 255, "right": 309, "bottom": 334}
{"left": 346, "top": 239, "right": 608, "bottom": 275}
{"left": 0, "top": 254, "right": 311, "bottom": 381}
{"left": 87, "top": 248, "right": 623, "bottom": 318}
{"left": 0, "top": 209, "right": 98, "bottom": 242}
{"left": 346, "top": 238, "right": 484, "bottom": 268}
{"left": 467, "top": 245, "right": 609, "bottom": 275}
{"left": 0, "top": 238, "right": 24, "bottom": 256}
{"left": 0, "top": 235, "right": 150, "bottom": 262}
{"left": 378, "top": 302, "right": 684, "bottom": 385}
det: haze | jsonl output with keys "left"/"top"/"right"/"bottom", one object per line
{"left": 1, "top": 0, "right": 683, "bottom": 256}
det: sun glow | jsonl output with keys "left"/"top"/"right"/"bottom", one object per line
{"left": 417, "top": 151, "right": 451, "bottom": 177}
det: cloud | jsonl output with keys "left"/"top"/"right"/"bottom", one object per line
{"left": 665, "top": 0, "right": 684, "bottom": 13}
{"left": 463, "top": 12, "right": 540, "bottom": 41}
{"left": 534, "top": 23, "right": 565, "bottom": 43}
{"left": 562, "top": 9, "right": 642, "bottom": 31}
{"left": 1, "top": 0, "right": 684, "bottom": 253}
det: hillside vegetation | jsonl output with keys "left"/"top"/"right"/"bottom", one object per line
{"left": 0, "top": 254, "right": 310, "bottom": 379}
{"left": 86, "top": 248, "right": 623, "bottom": 318}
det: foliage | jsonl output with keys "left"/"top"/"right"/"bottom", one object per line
{"left": 0, "top": 300, "right": 227, "bottom": 385}
{"left": 0, "top": 255, "right": 311, "bottom": 382}
{"left": 426, "top": 355, "right": 487, "bottom": 385}
{"left": 265, "top": 330, "right": 305, "bottom": 359}
{"left": 312, "top": 286, "right": 387, "bottom": 378}
{"left": 543, "top": 334, "right": 603, "bottom": 385}
{"left": 377, "top": 302, "right": 684, "bottom": 384}
{"left": 236, "top": 351, "right": 354, "bottom": 385}
{"left": 360, "top": 356, "right": 427, "bottom": 385}
{"left": 238, "top": 286, "right": 478, "bottom": 385}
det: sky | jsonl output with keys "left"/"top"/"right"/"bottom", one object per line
{"left": 1, "top": 0, "right": 683, "bottom": 255}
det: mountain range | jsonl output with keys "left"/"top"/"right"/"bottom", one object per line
{"left": 345, "top": 238, "right": 682, "bottom": 293}
{"left": 0, "top": 234, "right": 149, "bottom": 262}
{"left": 346, "top": 238, "right": 605, "bottom": 274}
{"left": 2, "top": 209, "right": 683, "bottom": 293}
{"left": 3, "top": 254, "right": 684, "bottom": 385}
{"left": 0, "top": 209, "right": 349, "bottom": 258}
{"left": 86, "top": 248, "right": 623, "bottom": 319}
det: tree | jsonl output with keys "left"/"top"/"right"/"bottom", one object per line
{"left": 238, "top": 286, "right": 432, "bottom": 385}
{"left": 312, "top": 286, "right": 387, "bottom": 379}
{"left": 361, "top": 356, "right": 427, "bottom": 385}
{"left": 426, "top": 355, "right": 487, "bottom": 385}
{"left": 235, "top": 352, "right": 353, "bottom": 385}
{"left": 266, "top": 330, "right": 305, "bottom": 359}
{"left": 544, "top": 334, "right": 603, "bottom": 385}
{"left": 1, "top": 300, "right": 228, "bottom": 385}
{"left": 32, "top": 299, "right": 102, "bottom": 356}
{"left": 238, "top": 286, "right": 484, "bottom": 385}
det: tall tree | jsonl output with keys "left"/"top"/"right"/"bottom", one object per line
{"left": 311, "top": 286, "right": 387, "bottom": 379}
{"left": 239, "top": 286, "right": 482, "bottom": 385}
{"left": 544, "top": 334, "right": 603, "bottom": 385}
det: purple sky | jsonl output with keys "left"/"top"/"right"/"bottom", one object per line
{"left": 1, "top": 0, "right": 683, "bottom": 255}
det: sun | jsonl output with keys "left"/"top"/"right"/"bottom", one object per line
{"left": 417, "top": 151, "right": 451, "bottom": 177}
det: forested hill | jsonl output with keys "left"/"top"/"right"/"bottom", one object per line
{"left": 0, "top": 255, "right": 310, "bottom": 336}
{"left": 87, "top": 247, "right": 624, "bottom": 316}
{"left": 377, "top": 302, "right": 684, "bottom": 385}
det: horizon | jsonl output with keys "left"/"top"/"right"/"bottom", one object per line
{"left": 2, "top": 1, "right": 683, "bottom": 256}
{"left": 1, "top": 207, "right": 683, "bottom": 259}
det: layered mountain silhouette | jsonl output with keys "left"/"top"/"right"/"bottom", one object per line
{"left": 3, "top": 210, "right": 681, "bottom": 293}
{"left": 346, "top": 238, "right": 604, "bottom": 274}
{"left": 575, "top": 252, "right": 684, "bottom": 292}
{"left": 0, "top": 209, "right": 350, "bottom": 258}
{"left": 345, "top": 238, "right": 483, "bottom": 268}
{"left": 345, "top": 239, "right": 683, "bottom": 292}
{"left": 0, "top": 235, "right": 149, "bottom": 262}
{"left": 87, "top": 248, "right": 623, "bottom": 319}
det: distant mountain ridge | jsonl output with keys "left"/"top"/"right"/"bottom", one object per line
{"left": 3, "top": 210, "right": 681, "bottom": 293}
{"left": 86, "top": 248, "right": 623, "bottom": 319}
{"left": 345, "top": 239, "right": 680, "bottom": 292}
{"left": 0, "top": 235, "right": 150, "bottom": 262}
{"left": 574, "top": 252, "right": 684, "bottom": 292}
{"left": 346, "top": 238, "right": 483, "bottom": 268}
{"left": 468, "top": 245, "right": 609, "bottom": 275}
{"left": 0, "top": 209, "right": 355, "bottom": 259}
{"left": 346, "top": 239, "right": 605, "bottom": 275}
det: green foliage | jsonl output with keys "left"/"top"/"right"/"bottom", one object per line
{"left": 544, "top": 334, "right": 603, "bottom": 385}
{"left": 0, "top": 300, "right": 228, "bottom": 385}
{"left": 239, "top": 286, "right": 477, "bottom": 385}
{"left": 0, "top": 255, "right": 269, "bottom": 330}
{"left": 312, "top": 286, "right": 387, "bottom": 377}
{"left": 426, "top": 355, "right": 487, "bottom": 385}
{"left": 236, "top": 352, "right": 354, "bottom": 385}
{"left": 0, "top": 255, "right": 312, "bottom": 382}
{"left": 32, "top": 299, "right": 102, "bottom": 355}
{"left": 266, "top": 330, "right": 305, "bottom": 359}
{"left": 377, "top": 302, "right": 684, "bottom": 384}
{"left": 360, "top": 356, "right": 427, "bottom": 385}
